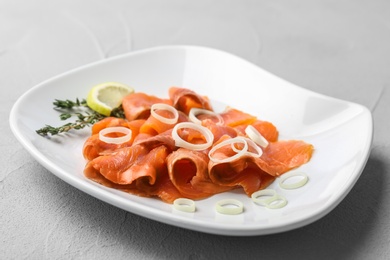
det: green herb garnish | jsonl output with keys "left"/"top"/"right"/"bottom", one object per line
{"left": 36, "top": 98, "right": 125, "bottom": 137}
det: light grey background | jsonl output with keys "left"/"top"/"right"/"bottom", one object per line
{"left": 1, "top": 0, "right": 389, "bottom": 259}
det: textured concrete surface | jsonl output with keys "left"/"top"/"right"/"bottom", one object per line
{"left": 1, "top": 0, "right": 390, "bottom": 259}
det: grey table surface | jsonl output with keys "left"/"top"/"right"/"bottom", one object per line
{"left": 1, "top": 0, "right": 389, "bottom": 259}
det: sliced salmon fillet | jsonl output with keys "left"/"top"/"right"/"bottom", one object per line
{"left": 84, "top": 145, "right": 149, "bottom": 184}
{"left": 167, "top": 148, "right": 232, "bottom": 199}
{"left": 85, "top": 144, "right": 163, "bottom": 185}
{"left": 209, "top": 160, "right": 276, "bottom": 196}
{"left": 84, "top": 162, "right": 139, "bottom": 191}
{"left": 219, "top": 107, "right": 257, "bottom": 127}
{"left": 122, "top": 92, "right": 172, "bottom": 121}
{"left": 91, "top": 117, "right": 128, "bottom": 135}
{"left": 85, "top": 145, "right": 182, "bottom": 203}
{"left": 133, "top": 129, "right": 176, "bottom": 151}
{"left": 208, "top": 135, "right": 275, "bottom": 195}
{"left": 208, "top": 136, "right": 313, "bottom": 196}
{"left": 127, "top": 145, "right": 182, "bottom": 203}
{"left": 235, "top": 119, "right": 279, "bottom": 142}
{"left": 135, "top": 164, "right": 183, "bottom": 203}
{"left": 201, "top": 120, "right": 238, "bottom": 144}
{"left": 253, "top": 140, "right": 314, "bottom": 176}
{"left": 139, "top": 110, "right": 188, "bottom": 136}
{"left": 83, "top": 118, "right": 145, "bottom": 161}
{"left": 169, "top": 87, "right": 213, "bottom": 115}
{"left": 83, "top": 134, "right": 123, "bottom": 161}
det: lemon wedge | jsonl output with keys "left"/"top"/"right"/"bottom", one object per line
{"left": 86, "top": 82, "right": 134, "bottom": 116}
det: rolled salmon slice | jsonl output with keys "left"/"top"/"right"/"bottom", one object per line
{"left": 167, "top": 148, "right": 233, "bottom": 199}
{"left": 84, "top": 145, "right": 150, "bottom": 185}
{"left": 208, "top": 136, "right": 314, "bottom": 196}
{"left": 122, "top": 92, "right": 172, "bottom": 121}
{"left": 139, "top": 110, "right": 188, "bottom": 136}
{"left": 85, "top": 145, "right": 182, "bottom": 203}
{"left": 208, "top": 135, "right": 276, "bottom": 196}
{"left": 169, "top": 87, "right": 213, "bottom": 115}
{"left": 83, "top": 118, "right": 145, "bottom": 161}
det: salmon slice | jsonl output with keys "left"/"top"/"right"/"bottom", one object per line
{"left": 253, "top": 140, "right": 314, "bottom": 176}
{"left": 91, "top": 117, "right": 128, "bottom": 135}
{"left": 219, "top": 107, "right": 257, "bottom": 127}
{"left": 167, "top": 148, "right": 233, "bottom": 199}
{"left": 127, "top": 145, "right": 183, "bottom": 203}
{"left": 208, "top": 135, "right": 275, "bottom": 196}
{"left": 209, "top": 160, "right": 276, "bottom": 196}
{"left": 169, "top": 87, "right": 213, "bottom": 115}
{"left": 202, "top": 120, "right": 238, "bottom": 144}
{"left": 135, "top": 163, "right": 183, "bottom": 203}
{"left": 85, "top": 145, "right": 182, "bottom": 203}
{"left": 235, "top": 119, "right": 279, "bottom": 142}
{"left": 83, "top": 134, "right": 125, "bottom": 161}
{"left": 174, "top": 126, "right": 211, "bottom": 146}
{"left": 133, "top": 129, "right": 176, "bottom": 151}
{"left": 84, "top": 145, "right": 150, "bottom": 184}
{"left": 84, "top": 163, "right": 138, "bottom": 191}
{"left": 139, "top": 111, "right": 188, "bottom": 136}
{"left": 208, "top": 136, "right": 314, "bottom": 195}
{"left": 122, "top": 92, "right": 172, "bottom": 121}
{"left": 85, "top": 144, "right": 165, "bottom": 185}
{"left": 83, "top": 118, "right": 145, "bottom": 161}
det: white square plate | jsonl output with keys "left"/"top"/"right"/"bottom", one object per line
{"left": 9, "top": 46, "right": 373, "bottom": 236}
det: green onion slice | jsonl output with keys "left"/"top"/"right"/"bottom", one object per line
{"left": 99, "top": 126, "right": 132, "bottom": 144}
{"left": 279, "top": 172, "right": 309, "bottom": 190}
{"left": 215, "top": 199, "right": 244, "bottom": 215}
{"left": 173, "top": 198, "right": 196, "bottom": 213}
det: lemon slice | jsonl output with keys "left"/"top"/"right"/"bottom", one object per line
{"left": 86, "top": 82, "right": 134, "bottom": 116}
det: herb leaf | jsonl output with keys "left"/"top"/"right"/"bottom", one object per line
{"left": 36, "top": 98, "right": 125, "bottom": 137}
{"left": 53, "top": 98, "right": 87, "bottom": 109}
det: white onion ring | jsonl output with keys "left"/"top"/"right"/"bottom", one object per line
{"left": 208, "top": 137, "right": 248, "bottom": 163}
{"left": 231, "top": 137, "right": 263, "bottom": 158}
{"left": 215, "top": 199, "right": 244, "bottom": 215}
{"left": 251, "top": 189, "right": 278, "bottom": 206}
{"left": 265, "top": 195, "right": 287, "bottom": 209}
{"left": 151, "top": 103, "right": 179, "bottom": 125}
{"left": 173, "top": 198, "right": 196, "bottom": 213}
{"left": 172, "top": 122, "right": 214, "bottom": 151}
{"left": 189, "top": 108, "right": 224, "bottom": 125}
{"left": 99, "top": 126, "right": 132, "bottom": 144}
{"left": 245, "top": 125, "right": 269, "bottom": 148}
{"left": 279, "top": 172, "right": 309, "bottom": 189}
{"left": 251, "top": 189, "right": 287, "bottom": 209}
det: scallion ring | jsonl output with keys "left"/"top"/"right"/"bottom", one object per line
{"left": 173, "top": 198, "right": 196, "bottom": 213}
{"left": 150, "top": 103, "right": 179, "bottom": 125}
{"left": 189, "top": 108, "right": 224, "bottom": 125}
{"left": 279, "top": 172, "right": 309, "bottom": 189}
{"left": 215, "top": 199, "right": 244, "bottom": 215}
{"left": 172, "top": 122, "right": 214, "bottom": 151}
{"left": 265, "top": 195, "right": 287, "bottom": 209}
{"left": 245, "top": 125, "right": 269, "bottom": 148}
{"left": 251, "top": 189, "right": 278, "bottom": 206}
{"left": 208, "top": 137, "right": 248, "bottom": 163}
{"left": 231, "top": 137, "right": 263, "bottom": 158}
{"left": 99, "top": 126, "right": 132, "bottom": 144}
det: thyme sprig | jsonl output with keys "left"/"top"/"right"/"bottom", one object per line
{"left": 36, "top": 98, "right": 124, "bottom": 137}
{"left": 53, "top": 98, "right": 87, "bottom": 109}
